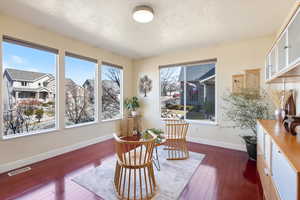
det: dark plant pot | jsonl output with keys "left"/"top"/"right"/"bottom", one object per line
{"left": 243, "top": 136, "right": 257, "bottom": 161}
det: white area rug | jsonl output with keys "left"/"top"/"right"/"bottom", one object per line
{"left": 72, "top": 147, "right": 205, "bottom": 200}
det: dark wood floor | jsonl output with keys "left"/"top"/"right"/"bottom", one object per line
{"left": 0, "top": 139, "right": 263, "bottom": 200}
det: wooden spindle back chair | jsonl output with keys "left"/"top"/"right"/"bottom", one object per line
{"left": 113, "top": 133, "right": 158, "bottom": 200}
{"left": 163, "top": 119, "right": 190, "bottom": 160}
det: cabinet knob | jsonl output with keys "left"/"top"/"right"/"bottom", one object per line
{"left": 263, "top": 168, "right": 269, "bottom": 176}
{"left": 284, "top": 45, "right": 291, "bottom": 49}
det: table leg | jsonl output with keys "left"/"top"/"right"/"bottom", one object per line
{"left": 153, "top": 146, "right": 161, "bottom": 171}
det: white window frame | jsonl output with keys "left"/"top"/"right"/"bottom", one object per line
{"left": 159, "top": 59, "right": 218, "bottom": 125}
{"left": 1, "top": 36, "right": 59, "bottom": 139}
{"left": 64, "top": 52, "right": 98, "bottom": 128}
{"left": 1, "top": 35, "right": 127, "bottom": 140}
{"left": 21, "top": 81, "right": 28, "bottom": 86}
{"left": 101, "top": 62, "right": 123, "bottom": 122}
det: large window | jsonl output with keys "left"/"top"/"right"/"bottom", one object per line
{"left": 101, "top": 63, "right": 122, "bottom": 120}
{"left": 2, "top": 38, "right": 57, "bottom": 137}
{"left": 65, "top": 53, "right": 96, "bottom": 127}
{"left": 160, "top": 61, "right": 216, "bottom": 122}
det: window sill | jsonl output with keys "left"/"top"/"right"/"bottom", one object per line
{"left": 2, "top": 128, "right": 57, "bottom": 140}
{"left": 185, "top": 120, "right": 218, "bottom": 126}
{"left": 102, "top": 117, "right": 123, "bottom": 123}
{"left": 65, "top": 121, "right": 98, "bottom": 129}
{"left": 160, "top": 118, "right": 218, "bottom": 126}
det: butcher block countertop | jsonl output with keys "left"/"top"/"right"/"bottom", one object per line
{"left": 258, "top": 119, "right": 300, "bottom": 173}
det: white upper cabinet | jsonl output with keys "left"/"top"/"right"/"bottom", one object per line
{"left": 266, "top": 55, "right": 271, "bottom": 80}
{"left": 277, "top": 32, "right": 288, "bottom": 71}
{"left": 265, "top": 60, "right": 270, "bottom": 80}
{"left": 288, "top": 9, "right": 300, "bottom": 66}
{"left": 265, "top": 4, "right": 300, "bottom": 83}
{"left": 270, "top": 47, "right": 277, "bottom": 77}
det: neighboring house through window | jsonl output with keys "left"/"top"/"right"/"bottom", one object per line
{"left": 159, "top": 60, "right": 216, "bottom": 122}
{"left": 101, "top": 62, "right": 123, "bottom": 121}
{"left": 64, "top": 53, "right": 97, "bottom": 127}
{"left": 2, "top": 37, "right": 58, "bottom": 137}
{"left": 21, "top": 81, "right": 28, "bottom": 86}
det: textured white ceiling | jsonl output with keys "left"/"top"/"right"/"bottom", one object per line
{"left": 0, "top": 0, "right": 295, "bottom": 58}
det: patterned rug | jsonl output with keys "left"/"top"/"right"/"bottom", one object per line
{"left": 72, "top": 146, "right": 205, "bottom": 200}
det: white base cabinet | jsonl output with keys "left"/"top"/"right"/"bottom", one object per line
{"left": 257, "top": 121, "right": 300, "bottom": 200}
{"left": 272, "top": 143, "right": 297, "bottom": 200}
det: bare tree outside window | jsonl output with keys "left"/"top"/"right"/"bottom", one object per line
{"left": 160, "top": 63, "right": 216, "bottom": 121}
{"left": 65, "top": 56, "right": 96, "bottom": 127}
{"left": 160, "top": 67, "right": 183, "bottom": 119}
{"left": 102, "top": 64, "right": 122, "bottom": 120}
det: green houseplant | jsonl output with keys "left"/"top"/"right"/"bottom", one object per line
{"left": 142, "top": 128, "right": 165, "bottom": 144}
{"left": 223, "top": 88, "right": 271, "bottom": 160}
{"left": 124, "top": 96, "right": 140, "bottom": 117}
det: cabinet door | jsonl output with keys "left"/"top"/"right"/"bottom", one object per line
{"left": 269, "top": 47, "right": 277, "bottom": 77}
{"left": 257, "top": 123, "right": 264, "bottom": 154}
{"left": 272, "top": 143, "right": 297, "bottom": 200}
{"left": 288, "top": 8, "right": 300, "bottom": 66}
{"left": 277, "top": 32, "right": 288, "bottom": 71}
{"left": 264, "top": 134, "right": 271, "bottom": 169}
{"left": 265, "top": 53, "right": 271, "bottom": 80}
{"left": 265, "top": 58, "right": 270, "bottom": 80}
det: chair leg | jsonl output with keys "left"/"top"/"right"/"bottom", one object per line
{"left": 166, "top": 139, "right": 189, "bottom": 160}
{"left": 114, "top": 164, "right": 157, "bottom": 200}
{"left": 113, "top": 162, "right": 122, "bottom": 197}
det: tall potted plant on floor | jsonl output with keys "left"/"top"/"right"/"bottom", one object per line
{"left": 223, "top": 88, "right": 271, "bottom": 160}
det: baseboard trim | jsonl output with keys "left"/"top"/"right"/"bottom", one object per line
{"left": 0, "top": 134, "right": 113, "bottom": 174}
{"left": 187, "top": 137, "right": 246, "bottom": 152}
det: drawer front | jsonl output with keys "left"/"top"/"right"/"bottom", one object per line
{"left": 272, "top": 143, "right": 297, "bottom": 200}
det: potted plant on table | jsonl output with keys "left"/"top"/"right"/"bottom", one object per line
{"left": 223, "top": 88, "right": 271, "bottom": 160}
{"left": 142, "top": 128, "right": 165, "bottom": 144}
{"left": 124, "top": 96, "right": 140, "bottom": 117}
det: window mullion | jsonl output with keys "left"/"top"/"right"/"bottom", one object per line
{"left": 97, "top": 60, "right": 102, "bottom": 122}
{"left": 0, "top": 36, "right": 3, "bottom": 138}
{"left": 184, "top": 66, "right": 187, "bottom": 120}
{"left": 58, "top": 50, "right": 65, "bottom": 130}
{"left": 101, "top": 63, "right": 123, "bottom": 121}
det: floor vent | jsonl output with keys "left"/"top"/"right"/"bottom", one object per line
{"left": 8, "top": 167, "right": 31, "bottom": 176}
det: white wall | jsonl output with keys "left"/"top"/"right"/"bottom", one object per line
{"left": 133, "top": 35, "right": 275, "bottom": 151}
{"left": 0, "top": 13, "right": 133, "bottom": 170}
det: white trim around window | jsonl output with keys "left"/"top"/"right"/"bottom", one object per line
{"left": 159, "top": 59, "right": 218, "bottom": 124}
{"left": 0, "top": 35, "right": 125, "bottom": 140}
{"left": 0, "top": 36, "right": 4, "bottom": 138}
{"left": 100, "top": 62, "right": 124, "bottom": 122}
{"left": 64, "top": 52, "right": 98, "bottom": 128}
{"left": 1, "top": 36, "right": 59, "bottom": 139}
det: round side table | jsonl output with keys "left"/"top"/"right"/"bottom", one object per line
{"left": 153, "top": 138, "right": 166, "bottom": 171}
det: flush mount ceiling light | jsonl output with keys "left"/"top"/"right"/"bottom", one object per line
{"left": 132, "top": 5, "right": 154, "bottom": 23}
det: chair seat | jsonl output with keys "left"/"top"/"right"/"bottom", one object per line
{"left": 164, "top": 134, "right": 185, "bottom": 140}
